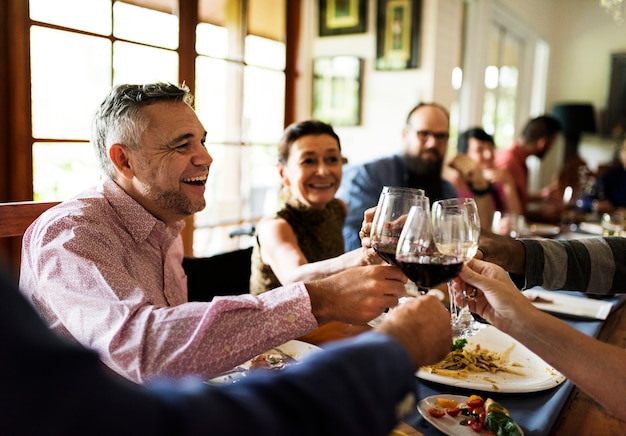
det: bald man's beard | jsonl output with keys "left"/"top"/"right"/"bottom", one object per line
{"left": 404, "top": 149, "right": 445, "bottom": 199}
{"left": 405, "top": 149, "right": 444, "bottom": 177}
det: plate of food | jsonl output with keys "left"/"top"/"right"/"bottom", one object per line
{"left": 523, "top": 289, "right": 614, "bottom": 320}
{"left": 206, "top": 340, "right": 322, "bottom": 385}
{"left": 418, "top": 394, "right": 523, "bottom": 435}
{"left": 417, "top": 326, "right": 565, "bottom": 392}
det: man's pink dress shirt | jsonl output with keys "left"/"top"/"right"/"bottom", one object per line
{"left": 19, "top": 178, "right": 318, "bottom": 383}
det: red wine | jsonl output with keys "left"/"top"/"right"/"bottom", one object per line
{"left": 397, "top": 253, "right": 463, "bottom": 288}
{"left": 371, "top": 242, "right": 398, "bottom": 266}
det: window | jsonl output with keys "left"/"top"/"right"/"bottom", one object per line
{"left": 27, "top": 0, "right": 287, "bottom": 257}
{"left": 481, "top": 23, "right": 521, "bottom": 148}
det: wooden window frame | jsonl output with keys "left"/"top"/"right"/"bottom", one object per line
{"left": 0, "top": 0, "right": 299, "bottom": 272}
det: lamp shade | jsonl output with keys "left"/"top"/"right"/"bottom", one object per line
{"left": 552, "top": 103, "right": 597, "bottom": 137}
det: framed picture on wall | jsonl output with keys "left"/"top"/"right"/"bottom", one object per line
{"left": 319, "top": 0, "right": 367, "bottom": 36}
{"left": 375, "top": 0, "right": 421, "bottom": 70}
{"left": 312, "top": 56, "right": 363, "bottom": 126}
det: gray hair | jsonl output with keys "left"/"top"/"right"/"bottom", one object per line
{"left": 91, "top": 82, "right": 194, "bottom": 177}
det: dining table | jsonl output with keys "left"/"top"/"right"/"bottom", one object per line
{"left": 298, "top": 288, "right": 626, "bottom": 436}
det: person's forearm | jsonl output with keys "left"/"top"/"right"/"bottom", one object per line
{"left": 503, "top": 308, "right": 626, "bottom": 421}
{"left": 281, "top": 249, "right": 366, "bottom": 284}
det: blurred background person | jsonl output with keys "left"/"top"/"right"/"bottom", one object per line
{"left": 447, "top": 127, "right": 522, "bottom": 231}
{"left": 587, "top": 137, "right": 626, "bottom": 214}
{"left": 337, "top": 103, "right": 457, "bottom": 251}
{"left": 494, "top": 115, "right": 562, "bottom": 223}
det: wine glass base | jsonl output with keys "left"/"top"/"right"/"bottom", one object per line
{"left": 451, "top": 311, "right": 486, "bottom": 338}
{"left": 447, "top": 281, "right": 485, "bottom": 338}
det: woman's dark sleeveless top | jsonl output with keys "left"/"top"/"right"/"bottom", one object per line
{"left": 249, "top": 197, "right": 346, "bottom": 295}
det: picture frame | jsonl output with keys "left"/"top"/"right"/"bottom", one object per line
{"left": 318, "top": 0, "right": 367, "bottom": 36}
{"left": 375, "top": 0, "right": 421, "bottom": 70}
{"left": 312, "top": 56, "right": 363, "bottom": 126}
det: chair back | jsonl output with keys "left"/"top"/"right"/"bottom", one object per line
{"left": 183, "top": 246, "right": 253, "bottom": 301}
{"left": 0, "top": 201, "right": 60, "bottom": 277}
{"left": 0, "top": 201, "right": 60, "bottom": 238}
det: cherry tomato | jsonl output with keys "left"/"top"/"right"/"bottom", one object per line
{"left": 446, "top": 406, "right": 461, "bottom": 417}
{"left": 472, "top": 406, "right": 485, "bottom": 416}
{"left": 468, "top": 418, "right": 483, "bottom": 432}
{"left": 467, "top": 395, "right": 484, "bottom": 408}
{"left": 479, "top": 411, "right": 487, "bottom": 424}
{"left": 428, "top": 407, "right": 445, "bottom": 418}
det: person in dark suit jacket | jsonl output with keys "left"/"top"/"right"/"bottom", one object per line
{"left": 0, "top": 266, "right": 451, "bottom": 436}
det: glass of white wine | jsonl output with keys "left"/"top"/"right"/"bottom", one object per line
{"left": 431, "top": 197, "right": 482, "bottom": 338}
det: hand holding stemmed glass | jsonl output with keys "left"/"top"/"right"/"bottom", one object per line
{"left": 431, "top": 197, "right": 482, "bottom": 338}
{"left": 369, "top": 186, "right": 425, "bottom": 269}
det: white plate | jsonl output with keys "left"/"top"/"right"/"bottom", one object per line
{"left": 206, "top": 340, "right": 322, "bottom": 385}
{"left": 523, "top": 289, "right": 613, "bottom": 320}
{"left": 577, "top": 221, "right": 603, "bottom": 235}
{"left": 417, "top": 394, "right": 524, "bottom": 436}
{"left": 520, "top": 223, "right": 561, "bottom": 237}
{"left": 417, "top": 326, "right": 565, "bottom": 392}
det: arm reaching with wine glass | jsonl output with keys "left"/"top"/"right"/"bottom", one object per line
{"left": 477, "top": 230, "right": 626, "bottom": 294}
{"left": 453, "top": 259, "right": 626, "bottom": 422}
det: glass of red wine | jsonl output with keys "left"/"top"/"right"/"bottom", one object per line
{"left": 370, "top": 186, "right": 425, "bottom": 268}
{"left": 367, "top": 187, "right": 424, "bottom": 326}
{"left": 395, "top": 199, "right": 464, "bottom": 298}
{"left": 431, "top": 197, "right": 482, "bottom": 338}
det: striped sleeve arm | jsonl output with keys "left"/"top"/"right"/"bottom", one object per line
{"left": 521, "top": 237, "right": 626, "bottom": 294}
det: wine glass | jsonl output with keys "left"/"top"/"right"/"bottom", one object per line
{"left": 367, "top": 187, "right": 424, "bottom": 326}
{"left": 369, "top": 186, "right": 425, "bottom": 268}
{"left": 431, "top": 197, "right": 482, "bottom": 338}
{"left": 395, "top": 200, "right": 465, "bottom": 297}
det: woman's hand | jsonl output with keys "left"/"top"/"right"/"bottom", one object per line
{"left": 452, "top": 259, "right": 535, "bottom": 333}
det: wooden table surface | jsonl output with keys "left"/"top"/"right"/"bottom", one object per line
{"left": 299, "top": 298, "right": 626, "bottom": 435}
{"left": 547, "top": 295, "right": 626, "bottom": 435}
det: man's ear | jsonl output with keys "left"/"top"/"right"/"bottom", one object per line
{"left": 109, "top": 143, "right": 134, "bottom": 180}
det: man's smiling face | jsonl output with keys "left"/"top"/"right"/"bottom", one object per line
{"left": 123, "top": 101, "right": 212, "bottom": 223}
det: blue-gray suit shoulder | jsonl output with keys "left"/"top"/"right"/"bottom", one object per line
{"left": 338, "top": 154, "right": 456, "bottom": 251}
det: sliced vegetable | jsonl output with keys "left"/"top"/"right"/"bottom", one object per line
{"left": 484, "top": 410, "right": 522, "bottom": 436}
{"left": 485, "top": 398, "right": 509, "bottom": 415}
{"left": 436, "top": 397, "right": 458, "bottom": 409}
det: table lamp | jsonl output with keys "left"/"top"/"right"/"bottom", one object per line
{"left": 552, "top": 103, "right": 597, "bottom": 163}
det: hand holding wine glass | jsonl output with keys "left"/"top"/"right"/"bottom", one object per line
{"left": 431, "top": 197, "right": 482, "bottom": 338}
{"left": 369, "top": 186, "right": 425, "bottom": 267}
